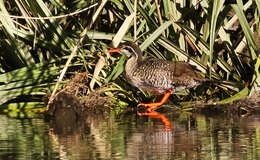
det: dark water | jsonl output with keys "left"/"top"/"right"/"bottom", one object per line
{"left": 1, "top": 109, "right": 260, "bottom": 160}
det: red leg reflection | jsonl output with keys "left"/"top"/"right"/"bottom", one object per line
{"left": 138, "top": 111, "right": 171, "bottom": 131}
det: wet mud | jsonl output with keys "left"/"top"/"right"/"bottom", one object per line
{"left": 44, "top": 72, "right": 112, "bottom": 135}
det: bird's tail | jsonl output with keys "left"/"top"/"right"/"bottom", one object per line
{"left": 204, "top": 79, "right": 244, "bottom": 91}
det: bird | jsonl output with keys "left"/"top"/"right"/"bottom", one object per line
{"left": 108, "top": 41, "right": 208, "bottom": 112}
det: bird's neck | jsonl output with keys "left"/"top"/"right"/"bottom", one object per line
{"left": 125, "top": 55, "right": 141, "bottom": 75}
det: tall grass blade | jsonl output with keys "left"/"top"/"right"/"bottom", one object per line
{"left": 209, "top": 0, "right": 225, "bottom": 78}
{"left": 232, "top": 4, "right": 257, "bottom": 59}
{"left": 250, "top": 55, "right": 260, "bottom": 95}
{"left": 140, "top": 21, "right": 172, "bottom": 51}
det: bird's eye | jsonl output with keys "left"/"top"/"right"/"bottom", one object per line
{"left": 124, "top": 46, "right": 134, "bottom": 53}
{"left": 121, "top": 46, "right": 137, "bottom": 57}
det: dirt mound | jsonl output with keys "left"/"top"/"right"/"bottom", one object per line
{"left": 45, "top": 72, "right": 112, "bottom": 118}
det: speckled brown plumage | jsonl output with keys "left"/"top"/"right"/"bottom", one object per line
{"left": 121, "top": 41, "right": 207, "bottom": 95}
{"left": 108, "top": 41, "right": 207, "bottom": 112}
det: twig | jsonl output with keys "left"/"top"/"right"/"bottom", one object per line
{"left": 134, "top": 0, "right": 137, "bottom": 41}
{"left": 169, "top": 14, "right": 199, "bottom": 53}
{"left": 155, "top": 0, "right": 165, "bottom": 37}
{"left": 0, "top": 3, "right": 98, "bottom": 20}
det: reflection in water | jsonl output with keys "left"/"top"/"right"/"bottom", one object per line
{"left": 1, "top": 110, "right": 260, "bottom": 159}
{"left": 138, "top": 111, "right": 171, "bottom": 131}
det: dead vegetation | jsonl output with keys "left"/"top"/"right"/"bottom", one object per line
{"left": 45, "top": 72, "right": 112, "bottom": 119}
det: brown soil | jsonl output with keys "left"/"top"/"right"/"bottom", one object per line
{"left": 45, "top": 72, "right": 112, "bottom": 119}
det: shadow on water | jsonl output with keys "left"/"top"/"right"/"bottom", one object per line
{"left": 1, "top": 105, "right": 260, "bottom": 160}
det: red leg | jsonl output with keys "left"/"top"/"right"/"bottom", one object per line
{"left": 138, "top": 111, "right": 171, "bottom": 131}
{"left": 138, "top": 89, "right": 172, "bottom": 112}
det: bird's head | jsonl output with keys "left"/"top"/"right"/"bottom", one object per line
{"left": 108, "top": 41, "right": 142, "bottom": 58}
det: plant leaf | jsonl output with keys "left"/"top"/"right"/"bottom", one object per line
{"left": 232, "top": 4, "right": 257, "bottom": 59}
{"left": 218, "top": 87, "right": 249, "bottom": 104}
{"left": 140, "top": 21, "right": 172, "bottom": 51}
{"left": 105, "top": 55, "right": 126, "bottom": 83}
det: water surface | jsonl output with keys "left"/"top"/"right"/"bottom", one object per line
{"left": 0, "top": 109, "right": 260, "bottom": 160}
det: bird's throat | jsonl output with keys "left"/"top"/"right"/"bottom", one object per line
{"left": 125, "top": 56, "right": 139, "bottom": 76}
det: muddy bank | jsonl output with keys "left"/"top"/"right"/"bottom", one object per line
{"left": 45, "top": 72, "right": 260, "bottom": 118}
{"left": 44, "top": 72, "right": 112, "bottom": 134}
{"left": 182, "top": 93, "right": 260, "bottom": 116}
{"left": 44, "top": 72, "right": 260, "bottom": 134}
